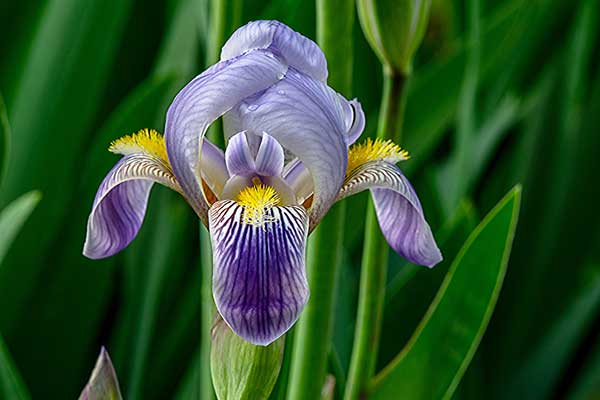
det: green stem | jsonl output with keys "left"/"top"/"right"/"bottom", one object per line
{"left": 198, "top": 0, "right": 235, "bottom": 398}
{"left": 344, "top": 68, "right": 407, "bottom": 400}
{"left": 199, "top": 226, "right": 215, "bottom": 400}
{"left": 286, "top": 1, "right": 354, "bottom": 399}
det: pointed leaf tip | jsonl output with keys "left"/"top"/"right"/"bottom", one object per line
{"left": 79, "top": 347, "right": 122, "bottom": 400}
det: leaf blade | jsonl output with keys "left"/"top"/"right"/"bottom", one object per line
{"left": 0, "top": 191, "right": 41, "bottom": 266}
{"left": 371, "top": 186, "right": 522, "bottom": 400}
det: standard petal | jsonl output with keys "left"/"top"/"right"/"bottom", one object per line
{"left": 165, "top": 50, "right": 287, "bottom": 223}
{"left": 199, "top": 138, "right": 229, "bottom": 198}
{"left": 221, "top": 20, "right": 328, "bottom": 82}
{"left": 83, "top": 154, "right": 181, "bottom": 259}
{"left": 254, "top": 132, "right": 284, "bottom": 176}
{"left": 225, "top": 131, "right": 256, "bottom": 176}
{"left": 346, "top": 99, "right": 366, "bottom": 145}
{"left": 337, "top": 161, "right": 442, "bottom": 267}
{"left": 209, "top": 200, "right": 309, "bottom": 346}
{"left": 283, "top": 159, "right": 313, "bottom": 204}
{"left": 238, "top": 69, "right": 349, "bottom": 229}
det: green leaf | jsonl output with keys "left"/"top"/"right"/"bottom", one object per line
{"left": 0, "top": 0, "right": 134, "bottom": 335}
{"left": 0, "top": 94, "right": 8, "bottom": 185}
{"left": 0, "top": 335, "right": 30, "bottom": 400}
{"left": 0, "top": 191, "right": 41, "bottom": 266}
{"left": 371, "top": 186, "right": 521, "bottom": 400}
{"left": 378, "top": 200, "right": 478, "bottom": 369}
{"left": 504, "top": 264, "right": 600, "bottom": 399}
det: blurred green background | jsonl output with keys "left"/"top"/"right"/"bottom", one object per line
{"left": 1, "top": 0, "right": 599, "bottom": 399}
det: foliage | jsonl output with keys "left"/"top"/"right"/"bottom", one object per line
{"left": 0, "top": 0, "right": 598, "bottom": 398}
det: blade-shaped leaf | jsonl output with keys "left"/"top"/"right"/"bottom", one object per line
{"left": 0, "top": 191, "right": 41, "bottom": 266}
{"left": 79, "top": 348, "right": 122, "bottom": 400}
{"left": 0, "top": 335, "right": 30, "bottom": 400}
{"left": 0, "top": 94, "right": 8, "bottom": 184}
{"left": 0, "top": 0, "right": 134, "bottom": 336}
{"left": 371, "top": 186, "right": 521, "bottom": 400}
{"left": 504, "top": 264, "right": 600, "bottom": 399}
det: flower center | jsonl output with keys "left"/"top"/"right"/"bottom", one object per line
{"left": 346, "top": 138, "right": 409, "bottom": 174}
{"left": 236, "top": 182, "right": 281, "bottom": 227}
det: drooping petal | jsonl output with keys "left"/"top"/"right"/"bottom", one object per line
{"left": 209, "top": 200, "right": 309, "bottom": 346}
{"left": 337, "top": 161, "right": 442, "bottom": 267}
{"left": 83, "top": 154, "right": 181, "bottom": 259}
{"left": 226, "top": 131, "right": 256, "bottom": 176}
{"left": 165, "top": 50, "right": 287, "bottom": 224}
{"left": 221, "top": 20, "right": 328, "bottom": 82}
{"left": 254, "top": 132, "right": 285, "bottom": 177}
{"left": 238, "top": 69, "right": 349, "bottom": 229}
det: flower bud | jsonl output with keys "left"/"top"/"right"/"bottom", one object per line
{"left": 210, "top": 317, "right": 284, "bottom": 400}
{"left": 79, "top": 347, "right": 122, "bottom": 400}
{"left": 357, "top": 0, "right": 432, "bottom": 75}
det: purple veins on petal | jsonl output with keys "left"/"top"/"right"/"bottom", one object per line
{"left": 83, "top": 154, "right": 180, "bottom": 260}
{"left": 209, "top": 200, "right": 309, "bottom": 346}
{"left": 221, "top": 20, "right": 328, "bottom": 82}
{"left": 337, "top": 161, "right": 442, "bottom": 267}
{"left": 165, "top": 50, "right": 288, "bottom": 222}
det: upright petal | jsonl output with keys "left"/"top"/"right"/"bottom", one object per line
{"left": 199, "top": 139, "right": 229, "bottom": 198}
{"left": 283, "top": 159, "right": 313, "bottom": 204}
{"left": 83, "top": 154, "right": 181, "bottom": 259}
{"left": 346, "top": 99, "right": 366, "bottom": 145}
{"left": 337, "top": 161, "right": 442, "bottom": 267}
{"left": 209, "top": 200, "right": 309, "bottom": 345}
{"left": 221, "top": 20, "right": 328, "bottom": 82}
{"left": 226, "top": 131, "right": 256, "bottom": 176}
{"left": 254, "top": 132, "right": 284, "bottom": 177}
{"left": 165, "top": 50, "right": 287, "bottom": 224}
{"left": 238, "top": 69, "right": 349, "bottom": 229}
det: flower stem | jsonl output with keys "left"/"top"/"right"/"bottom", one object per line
{"left": 286, "top": 1, "right": 354, "bottom": 399}
{"left": 344, "top": 67, "right": 407, "bottom": 400}
{"left": 198, "top": 0, "right": 242, "bottom": 398}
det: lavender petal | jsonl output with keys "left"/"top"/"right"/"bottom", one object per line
{"left": 221, "top": 20, "right": 328, "bottom": 82}
{"left": 254, "top": 132, "right": 284, "bottom": 177}
{"left": 83, "top": 154, "right": 180, "bottom": 259}
{"left": 238, "top": 69, "right": 349, "bottom": 229}
{"left": 165, "top": 50, "right": 287, "bottom": 223}
{"left": 225, "top": 131, "right": 256, "bottom": 177}
{"left": 337, "top": 161, "right": 442, "bottom": 267}
{"left": 209, "top": 200, "right": 309, "bottom": 346}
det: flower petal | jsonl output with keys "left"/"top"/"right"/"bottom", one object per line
{"left": 283, "top": 159, "right": 313, "bottom": 204}
{"left": 165, "top": 50, "right": 287, "bottom": 223}
{"left": 221, "top": 20, "right": 328, "bottom": 82}
{"left": 199, "top": 138, "right": 229, "bottom": 197}
{"left": 238, "top": 69, "right": 349, "bottom": 229}
{"left": 83, "top": 154, "right": 180, "bottom": 259}
{"left": 255, "top": 132, "right": 284, "bottom": 177}
{"left": 346, "top": 99, "right": 366, "bottom": 145}
{"left": 209, "top": 200, "right": 309, "bottom": 345}
{"left": 337, "top": 161, "right": 442, "bottom": 267}
{"left": 225, "top": 131, "right": 256, "bottom": 176}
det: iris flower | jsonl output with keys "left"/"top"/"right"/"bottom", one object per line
{"left": 83, "top": 21, "right": 442, "bottom": 346}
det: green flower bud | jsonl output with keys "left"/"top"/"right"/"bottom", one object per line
{"left": 357, "top": 0, "right": 432, "bottom": 75}
{"left": 79, "top": 347, "right": 123, "bottom": 400}
{"left": 210, "top": 317, "right": 284, "bottom": 400}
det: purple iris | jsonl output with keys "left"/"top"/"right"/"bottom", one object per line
{"left": 83, "top": 20, "right": 442, "bottom": 346}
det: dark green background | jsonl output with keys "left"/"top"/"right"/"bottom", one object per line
{"left": 0, "top": 0, "right": 599, "bottom": 398}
